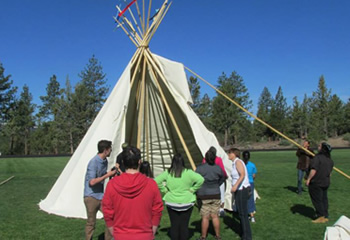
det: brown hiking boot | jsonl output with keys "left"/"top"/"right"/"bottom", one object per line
{"left": 312, "top": 216, "right": 327, "bottom": 223}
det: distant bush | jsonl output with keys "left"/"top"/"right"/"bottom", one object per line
{"left": 343, "top": 133, "right": 350, "bottom": 143}
{"left": 278, "top": 139, "right": 291, "bottom": 146}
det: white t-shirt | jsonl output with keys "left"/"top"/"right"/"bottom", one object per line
{"left": 231, "top": 158, "right": 250, "bottom": 190}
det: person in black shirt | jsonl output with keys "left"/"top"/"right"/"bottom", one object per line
{"left": 306, "top": 142, "right": 334, "bottom": 223}
{"left": 116, "top": 143, "right": 128, "bottom": 173}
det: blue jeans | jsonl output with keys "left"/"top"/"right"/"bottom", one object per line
{"left": 235, "top": 187, "right": 252, "bottom": 240}
{"left": 247, "top": 182, "right": 256, "bottom": 214}
{"left": 297, "top": 169, "right": 307, "bottom": 193}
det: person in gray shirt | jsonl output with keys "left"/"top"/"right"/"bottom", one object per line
{"left": 196, "top": 150, "right": 225, "bottom": 240}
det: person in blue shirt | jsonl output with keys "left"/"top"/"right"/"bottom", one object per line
{"left": 83, "top": 140, "right": 116, "bottom": 240}
{"left": 242, "top": 151, "right": 257, "bottom": 223}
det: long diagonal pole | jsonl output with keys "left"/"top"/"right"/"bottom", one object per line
{"left": 145, "top": 50, "right": 197, "bottom": 170}
{"left": 185, "top": 66, "right": 350, "bottom": 180}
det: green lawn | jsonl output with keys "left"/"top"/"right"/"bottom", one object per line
{"left": 0, "top": 150, "right": 349, "bottom": 240}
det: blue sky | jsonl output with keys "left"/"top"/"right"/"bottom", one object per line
{"left": 1, "top": 0, "right": 350, "bottom": 114}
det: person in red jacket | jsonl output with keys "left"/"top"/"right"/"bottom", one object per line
{"left": 102, "top": 146, "right": 163, "bottom": 240}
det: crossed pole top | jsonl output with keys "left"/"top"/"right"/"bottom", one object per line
{"left": 114, "top": 0, "right": 172, "bottom": 49}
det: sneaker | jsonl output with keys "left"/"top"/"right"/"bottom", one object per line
{"left": 251, "top": 217, "right": 256, "bottom": 223}
{"left": 214, "top": 236, "right": 222, "bottom": 240}
{"left": 219, "top": 208, "right": 225, "bottom": 217}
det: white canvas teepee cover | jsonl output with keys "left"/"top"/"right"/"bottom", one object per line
{"left": 39, "top": 54, "right": 233, "bottom": 219}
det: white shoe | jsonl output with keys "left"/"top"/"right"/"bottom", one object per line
{"left": 251, "top": 217, "right": 256, "bottom": 222}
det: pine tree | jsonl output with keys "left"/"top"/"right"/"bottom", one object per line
{"left": 38, "top": 75, "right": 62, "bottom": 154}
{"left": 188, "top": 76, "right": 201, "bottom": 113}
{"left": 197, "top": 93, "right": 212, "bottom": 129}
{"left": 310, "top": 75, "right": 331, "bottom": 140}
{"left": 78, "top": 55, "right": 109, "bottom": 124}
{"left": 10, "top": 85, "right": 35, "bottom": 154}
{"left": 328, "top": 94, "right": 344, "bottom": 137}
{"left": 269, "top": 86, "right": 289, "bottom": 140}
{"left": 254, "top": 87, "right": 273, "bottom": 141}
{"left": 211, "top": 72, "right": 252, "bottom": 146}
{"left": 0, "top": 61, "right": 17, "bottom": 125}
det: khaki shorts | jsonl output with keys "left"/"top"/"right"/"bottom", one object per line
{"left": 200, "top": 199, "right": 221, "bottom": 217}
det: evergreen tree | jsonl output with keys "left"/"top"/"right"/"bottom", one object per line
{"left": 59, "top": 76, "right": 76, "bottom": 153}
{"left": 188, "top": 76, "right": 201, "bottom": 113}
{"left": 343, "top": 98, "right": 350, "bottom": 133}
{"left": 269, "top": 86, "right": 289, "bottom": 140}
{"left": 328, "top": 94, "right": 344, "bottom": 137}
{"left": 254, "top": 87, "right": 273, "bottom": 140}
{"left": 0, "top": 61, "right": 17, "bottom": 126}
{"left": 290, "top": 96, "right": 303, "bottom": 138}
{"left": 78, "top": 55, "right": 109, "bottom": 127}
{"left": 197, "top": 93, "right": 212, "bottom": 129}
{"left": 38, "top": 75, "right": 62, "bottom": 154}
{"left": 310, "top": 75, "right": 331, "bottom": 140}
{"left": 211, "top": 72, "right": 252, "bottom": 146}
{"left": 11, "top": 85, "right": 35, "bottom": 154}
{"left": 300, "top": 94, "right": 312, "bottom": 138}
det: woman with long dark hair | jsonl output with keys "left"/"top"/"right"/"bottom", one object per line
{"left": 306, "top": 142, "right": 334, "bottom": 223}
{"left": 139, "top": 161, "right": 154, "bottom": 178}
{"left": 155, "top": 153, "right": 204, "bottom": 240}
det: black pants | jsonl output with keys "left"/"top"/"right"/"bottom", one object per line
{"left": 309, "top": 184, "right": 329, "bottom": 218}
{"left": 167, "top": 206, "right": 193, "bottom": 240}
{"left": 235, "top": 187, "right": 252, "bottom": 240}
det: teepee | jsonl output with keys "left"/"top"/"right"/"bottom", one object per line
{"left": 39, "top": 0, "right": 350, "bottom": 219}
{"left": 39, "top": 0, "right": 232, "bottom": 219}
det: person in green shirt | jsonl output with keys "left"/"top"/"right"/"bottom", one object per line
{"left": 155, "top": 153, "right": 204, "bottom": 240}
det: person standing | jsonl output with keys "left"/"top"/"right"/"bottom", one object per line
{"left": 155, "top": 153, "right": 204, "bottom": 240}
{"left": 196, "top": 150, "right": 225, "bottom": 240}
{"left": 202, "top": 146, "right": 228, "bottom": 217}
{"left": 296, "top": 139, "right": 314, "bottom": 194}
{"left": 83, "top": 140, "right": 116, "bottom": 240}
{"left": 228, "top": 148, "right": 252, "bottom": 240}
{"left": 116, "top": 142, "right": 129, "bottom": 173}
{"left": 140, "top": 161, "right": 154, "bottom": 178}
{"left": 102, "top": 146, "right": 163, "bottom": 239}
{"left": 306, "top": 142, "right": 334, "bottom": 223}
{"left": 242, "top": 151, "right": 257, "bottom": 223}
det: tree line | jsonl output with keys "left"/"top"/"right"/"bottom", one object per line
{"left": 189, "top": 73, "right": 350, "bottom": 147}
{"left": 0, "top": 56, "right": 109, "bottom": 155}
{"left": 1, "top": 57, "right": 349, "bottom": 155}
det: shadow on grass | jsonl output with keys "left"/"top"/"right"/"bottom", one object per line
{"left": 223, "top": 211, "right": 241, "bottom": 237}
{"left": 290, "top": 204, "right": 315, "bottom": 219}
{"left": 284, "top": 185, "right": 306, "bottom": 194}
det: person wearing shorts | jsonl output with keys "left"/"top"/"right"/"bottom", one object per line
{"left": 196, "top": 150, "right": 225, "bottom": 240}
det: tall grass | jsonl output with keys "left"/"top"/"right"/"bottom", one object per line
{"left": 0, "top": 150, "right": 349, "bottom": 239}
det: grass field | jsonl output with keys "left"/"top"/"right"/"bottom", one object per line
{"left": 0, "top": 150, "right": 349, "bottom": 240}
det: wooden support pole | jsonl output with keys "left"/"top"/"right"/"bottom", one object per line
{"left": 145, "top": 77, "right": 150, "bottom": 162}
{"left": 137, "top": 52, "right": 147, "bottom": 148}
{"left": 113, "top": 17, "right": 139, "bottom": 47}
{"left": 116, "top": 5, "right": 142, "bottom": 44}
{"left": 145, "top": 51, "right": 196, "bottom": 170}
{"left": 139, "top": 0, "right": 168, "bottom": 47}
{"left": 185, "top": 66, "right": 350, "bottom": 180}
{"left": 145, "top": 1, "right": 171, "bottom": 46}
{"left": 0, "top": 176, "right": 14, "bottom": 186}
{"left": 135, "top": 1, "right": 144, "bottom": 36}
{"left": 146, "top": 0, "right": 153, "bottom": 32}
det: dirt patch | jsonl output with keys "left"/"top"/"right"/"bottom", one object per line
{"left": 226, "top": 137, "right": 350, "bottom": 150}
